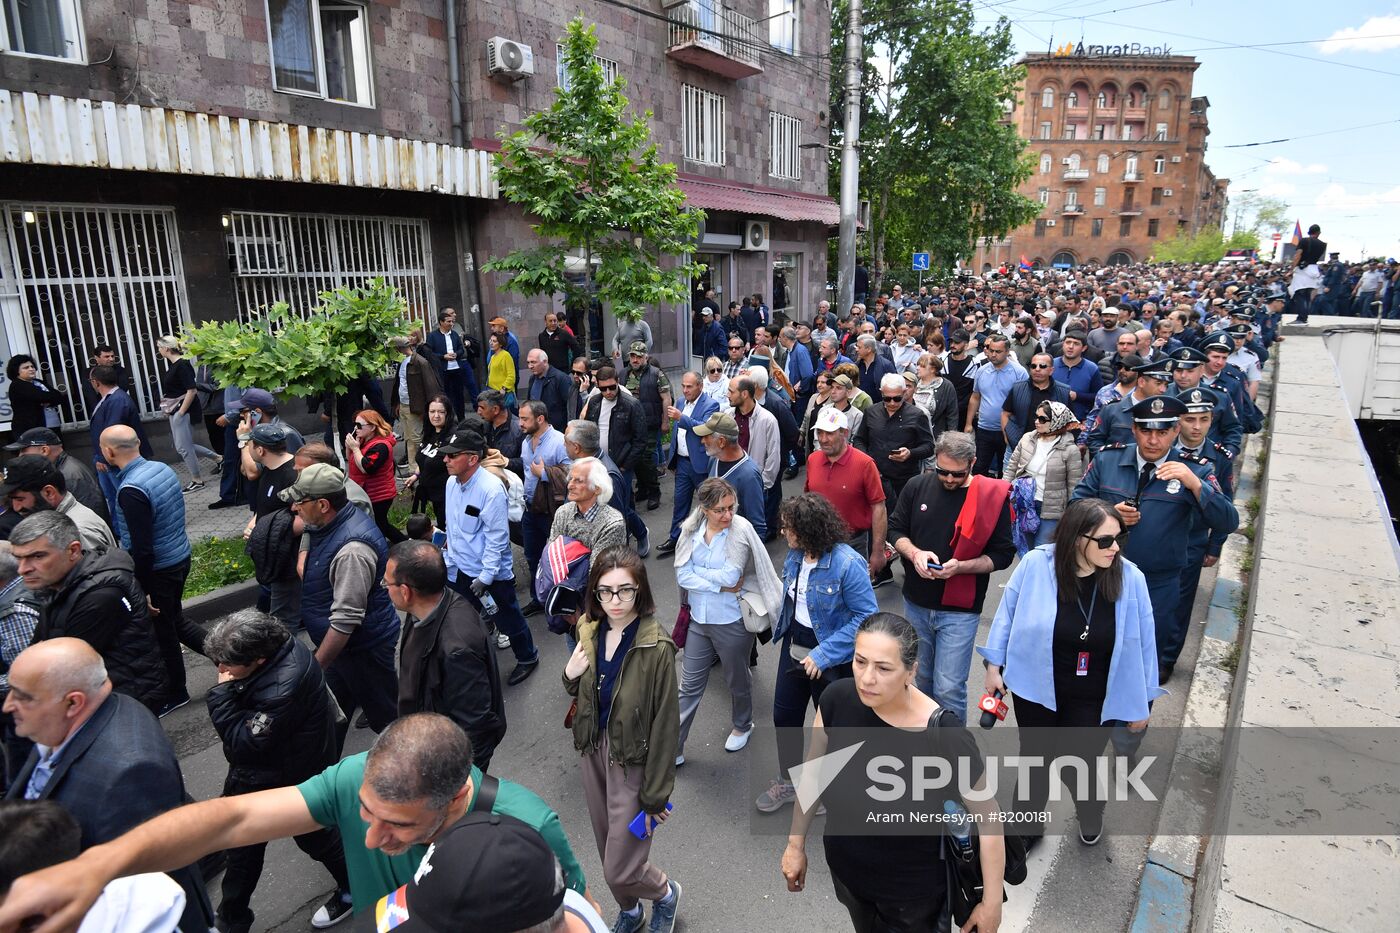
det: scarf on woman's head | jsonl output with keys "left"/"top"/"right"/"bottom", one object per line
{"left": 1038, "top": 400, "right": 1076, "bottom": 435}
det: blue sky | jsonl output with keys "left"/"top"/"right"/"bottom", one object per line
{"left": 970, "top": 0, "right": 1400, "bottom": 260}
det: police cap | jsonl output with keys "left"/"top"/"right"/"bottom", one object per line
{"left": 1131, "top": 358, "right": 1173, "bottom": 382}
{"left": 1131, "top": 394, "right": 1188, "bottom": 429}
{"left": 1179, "top": 386, "right": 1217, "bottom": 414}
{"left": 1200, "top": 332, "right": 1233, "bottom": 354}
{"left": 1168, "top": 346, "right": 1208, "bottom": 369}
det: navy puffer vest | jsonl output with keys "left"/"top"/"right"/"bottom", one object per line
{"left": 114, "top": 457, "right": 191, "bottom": 569}
{"left": 301, "top": 504, "right": 399, "bottom": 650}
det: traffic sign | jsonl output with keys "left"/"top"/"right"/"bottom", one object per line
{"left": 912, "top": 252, "right": 930, "bottom": 271}
{"left": 1270, "top": 233, "right": 1282, "bottom": 241}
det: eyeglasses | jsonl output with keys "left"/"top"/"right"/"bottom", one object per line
{"left": 934, "top": 466, "right": 970, "bottom": 478}
{"left": 1029, "top": 363, "right": 1051, "bottom": 370}
{"left": 595, "top": 586, "right": 639, "bottom": 604}
{"left": 704, "top": 503, "right": 736, "bottom": 514}
{"left": 1082, "top": 532, "right": 1129, "bottom": 550}
{"left": 598, "top": 384, "right": 619, "bottom": 393}
{"left": 881, "top": 394, "right": 904, "bottom": 403}
{"left": 708, "top": 368, "right": 722, "bottom": 374}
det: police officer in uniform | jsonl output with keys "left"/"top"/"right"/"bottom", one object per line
{"left": 1166, "top": 347, "right": 1243, "bottom": 457}
{"left": 1224, "top": 305, "right": 1269, "bottom": 364}
{"left": 1224, "top": 322, "right": 1263, "bottom": 402}
{"left": 1199, "top": 333, "right": 1256, "bottom": 428}
{"left": 1072, "top": 395, "right": 1239, "bottom": 684}
{"left": 1084, "top": 358, "right": 1173, "bottom": 455}
{"left": 1164, "top": 387, "right": 1236, "bottom": 683}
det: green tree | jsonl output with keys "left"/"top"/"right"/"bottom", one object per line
{"left": 830, "top": 0, "right": 1039, "bottom": 283}
{"left": 1151, "top": 227, "right": 1227, "bottom": 263}
{"left": 1230, "top": 192, "right": 1290, "bottom": 238}
{"left": 483, "top": 18, "right": 702, "bottom": 355}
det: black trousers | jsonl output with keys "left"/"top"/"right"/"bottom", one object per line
{"left": 973, "top": 427, "right": 1006, "bottom": 478}
{"left": 218, "top": 773, "right": 350, "bottom": 928}
{"left": 831, "top": 869, "right": 946, "bottom": 933}
{"left": 1010, "top": 693, "right": 1112, "bottom": 836}
{"left": 147, "top": 558, "right": 206, "bottom": 699}
{"left": 634, "top": 431, "right": 661, "bottom": 501}
{"left": 371, "top": 498, "right": 407, "bottom": 544}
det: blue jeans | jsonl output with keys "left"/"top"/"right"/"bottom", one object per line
{"left": 450, "top": 575, "right": 538, "bottom": 666}
{"left": 615, "top": 469, "right": 648, "bottom": 545}
{"left": 902, "top": 598, "right": 981, "bottom": 723}
{"left": 219, "top": 420, "right": 244, "bottom": 503}
{"left": 1032, "top": 512, "right": 1058, "bottom": 548}
{"left": 521, "top": 511, "right": 551, "bottom": 594}
{"left": 96, "top": 462, "right": 120, "bottom": 521}
{"left": 669, "top": 462, "right": 704, "bottom": 542}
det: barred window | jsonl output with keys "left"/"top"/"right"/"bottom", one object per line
{"left": 769, "top": 112, "right": 801, "bottom": 180}
{"left": 683, "top": 85, "right": 726, "bottom": 166}
{"left": 556, "top": 44, "right": 618, "bottom": 89}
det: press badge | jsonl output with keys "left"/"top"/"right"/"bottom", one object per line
{"left": 1076, "top": 652, "right": 1090, "bottom": 676}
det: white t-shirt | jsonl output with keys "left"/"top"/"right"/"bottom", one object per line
{"left": 677, "top": 397, "right": 698, "bottom": 456}
{"left": 563, "top": 889, "right": 611, "bottom": 932}
{"left": 788, "top": 556, "right": 818, "bottom": 629}
{"left": 1025, "top": 437, "right": 1056, "bottom": 502}
{"left": 598, "top": 397, "right": 617, "bottom": 453}
{"left": 79, "top": 873, "right": 185, "bottom": 933}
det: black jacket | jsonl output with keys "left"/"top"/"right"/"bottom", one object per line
{"left": 528, "top": 365, "right": 574, "bottom": 432}
{"left": 206, "top": 637, "right": 338, "bottom": 787}
{"left": 398, "top": 589, "right": 506, "bottom": 761}
{"left": 582, "top": 390, "right": 646, "bottom": 471}
{"left": 7, "top": 379, "right": 66, "bottom": 435}
{"left": 35, "top": 551, "right": 167, "bottom": 709}
{"left": 537, "top": 328, "right": 582, "bottom": 373}
{"left": 246, "top": 507, "right": 300, "bottom": 584}
{"left": 852, "top": 400, "right": 935, "bottom": 487}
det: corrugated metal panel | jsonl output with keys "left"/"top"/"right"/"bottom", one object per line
{"left": 0, "top": 90, "right": 497, "bottom": 198}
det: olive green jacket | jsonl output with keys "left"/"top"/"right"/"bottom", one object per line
{"left": 564, "top": 614, "right": 679, "bottom": 814}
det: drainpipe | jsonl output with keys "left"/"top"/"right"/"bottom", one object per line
{"left": 444, "top": 0, "right": 485, "bottom": 363}
{"left": 445, "top": 0, "right": 465, "bottom": 146}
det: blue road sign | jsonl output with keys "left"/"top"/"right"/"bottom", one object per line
{"left": 912, "top": 252, "right": 930, "bottom": 271}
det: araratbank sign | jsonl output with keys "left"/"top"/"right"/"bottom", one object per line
{"left": 1052, "top": 41, "right": 1173, "bottom": 57}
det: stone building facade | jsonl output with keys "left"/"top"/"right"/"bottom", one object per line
{"left": 972, "top": 51, "right": 1227, "bottom": 271}
{"left": 0, "top": 0, "right": 832, "bottom": 431}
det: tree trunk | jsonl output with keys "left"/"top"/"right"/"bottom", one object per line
{"left": 873, "top": 184, "right": 890, "bottom": 296}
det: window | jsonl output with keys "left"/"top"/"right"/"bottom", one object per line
{"left": 557, "top": 45, "right": 619, "bottom": 89}
{"left": 1155, "top": 123, "right": 1168, "bottom": 141}
{"left": 1119, "top": 217, "right": 1133, "bottom": 236}
{"left": 1041, "top": 87, "right": 1055, "bottom": 108}
{"left": 1093, "top": 187, "right": 1107, "bottom": 206}
{"left": 1065, "top": 190, "right": 1078, "bottom": 207}
{"left": 1039, "top": 122, "right": 1052, "bottom": 139}
{"left": 1158, "top": 89, "right": 1171, "bottom": 109}
{"left": 1125, "top": 154, "right": 1139, "bottom": 176}
{"left": 1091, "top": 218, "right": 1103, "bottom": 237}
{"left": 1096, "top": 153, "right": 1110, "bottom": 174}
{"left": 1, "top": 0, "right": 84, "bottom": 60}
{"left": 1151, "top": 187, "right": 1163, "bottom": 206}
{"left": 267, "top": 1, "right": 373, "bottom": 105}
{"left": 1067, "top": 91, "right": 1079, "bottom": 107}
{"left": 1096, "top": 91, "right": 1107, "bottom": 108}
{"left": 683, "top": 85, "right": 726, "bottom": 165}
{"left": 1153, "top": 155, "right": 1166, "bottom": 174}
{"left": 1063, "top": 217, "right": 1076, "bottom": 236}
{"left": 769, "top": 111, "right": 801, "bottom": 180}
{"left": 1038, "top": 187, "right": 1050, "bottom": 205}
{"left": 1147, "top": 218, "right": 1160, "bottom": 237}
{"left": 1066, "top": 153, "right": 1081, "bottom": 171}
{"left": 772, "top": 252, "right": 800, "bottom": 311}
{"left": 768, "top": 0, "right": 798, "bottom": 55}
{"left": 1040, "top": 153, "right": 1052, "bottom": 174}
{"left": 1034, "top": 220, "right": 1047, "bottom": 238}
{"left": 1122, "top": 124, "right": 1134, "bottom": 141}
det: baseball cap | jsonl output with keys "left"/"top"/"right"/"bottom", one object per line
{"left": 437, "top": 428, "right": 487, "bottom": 456}
{"left": 0, "top": 455, "right": 61, "bottom": 497}
{"left": 690, "top": 411, "right": 739, "bottom": 440}
{"left": 278, "top": 463, "right": 346, "bottom": 503}
{"left": 238, "top": 388, "right": 276, "bottom": 411}
{"left": 4, "top": 426, "right": 62, "bottom": 452}
{"left": 488, "top": 317, "right": 508, "bottom": 327}
{"left": 249, "top": 423, "right": 290, "bottom": 449}
{"left": 832, "top": 373, "right": 855, "bottom": 389}
{"left": 373, "top": 811, "right": 564, "bottom": 933}
{"left": 813, "top": 407, "right": 849, "bottom": 432}
{"left": 628, "top": 340, "right": 648, "bottom": 356}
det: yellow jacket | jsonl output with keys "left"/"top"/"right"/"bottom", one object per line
{"left": 487, "top": 348, "right": 516, "bottom": 394}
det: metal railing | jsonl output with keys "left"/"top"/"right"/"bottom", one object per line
{"left": 668, "top": 2, "right": 761, "bottom": 69}
{"left": 1062, "top": 168, "right": 1090, "bottom": 180}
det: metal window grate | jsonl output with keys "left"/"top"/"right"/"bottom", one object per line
{"left": 226, "top": 211, "right": 435, "bottom": 326}
{"left": 0, "top": 203, "right": 189, "bottom": 426}
{"left": 769, "top": 111, "right": 801, "bottom": 180}
{"left": 683, "top": 84, "right": 726, "bottom": 166}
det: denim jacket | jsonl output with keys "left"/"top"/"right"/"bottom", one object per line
{"left": 773, "top": 543, "right": 879, "bottom": 671}
{"left": 977, "top": 545, "right": 1167, "bottom": 723}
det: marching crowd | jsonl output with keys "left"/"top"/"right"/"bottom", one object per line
{"left": 0, "top": 251, "right": 1303, "bottom": 933}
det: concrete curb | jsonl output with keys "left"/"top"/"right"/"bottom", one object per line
{"left": 1127, "top": 370, "right": 1274, "bottom": 933}
{"left": 183, "top": 577, "right": 260, "bottom": 625}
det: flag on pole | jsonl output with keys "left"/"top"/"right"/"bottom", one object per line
{"left": 1019, "top": 254, "right": 1032, "bottom": 270}
{"left": 1290, "top": 221, "right": 1302, "bottom": 247}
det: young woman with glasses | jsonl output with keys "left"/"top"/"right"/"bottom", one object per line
{"left": 344, "top": 409, "right": 404, "bottom": 543}
{"left": 563, "top": 546, "right": 682, "bottom": 933}
{"left": 977, "top": 497, "right": 1164, "bottom": 847}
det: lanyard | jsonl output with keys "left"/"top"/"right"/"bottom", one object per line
{"left": 1076, "top": 584, "right": 1098, "bottom": 642}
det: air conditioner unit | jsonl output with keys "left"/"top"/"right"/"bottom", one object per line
{"left": 228, "top": 235, "right": 286, "bottom": 276}
{"left": 1045, "top": 219, "right": 1057, "bottom": 227}
{"left": 1061, "top": 157, "right": 1072, "bottom": 165}
{"left": 743, "top": 220, "right": 770, "bottom": 251}
{"left": 1170, "top": 156, "right": 1182, "bottom": 163}
{"left": 1163, "top": 188, "right": 1174, "bottom": 197}
{"left": 486, "top": 37, "right": 535, "bottom": 80}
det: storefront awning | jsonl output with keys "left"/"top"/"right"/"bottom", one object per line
{"left": 676, "top": 175, "right": 840, "bottom": 225}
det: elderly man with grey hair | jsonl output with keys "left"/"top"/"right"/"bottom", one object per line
{"left": 548, "top": 458, "right": 626, "bottom": 554}
{"left": 0, "top": 542, "right": 41, "bottom": 787}
{"left": 854, "top": 333, "right": 896, "bottom": 399}
{"left": 564, "top": 419, "right": 648, "bottom": 556}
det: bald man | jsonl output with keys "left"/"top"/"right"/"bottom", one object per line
{"left": 2, "top": 638, "right": 214, "bottom": 931}
{"left": 525, "top": 347, "right": 573, "bottom": 431}
{"left": 98, "top": 426, "right": 204, "bottom": 717}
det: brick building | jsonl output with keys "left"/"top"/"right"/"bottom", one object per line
{"left": 0, "top": 1, "right": 832, "bottom": 432}
{"left": 972, "top": 51, "right": 1227, "bottom": 272}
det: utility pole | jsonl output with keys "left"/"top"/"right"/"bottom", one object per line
{"left": 836, "top": 0, "right": 863, "bottom": 316}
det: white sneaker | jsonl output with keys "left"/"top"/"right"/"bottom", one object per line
{"left": 495, "top": 631, "right": 511, "bottom": 650}
{"left": 724, "top": 727, "right": 753, "bottom": 752}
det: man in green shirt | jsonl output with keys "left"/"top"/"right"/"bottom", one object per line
{"left": 0, "top": 715, "right": 588, "bottom": 925}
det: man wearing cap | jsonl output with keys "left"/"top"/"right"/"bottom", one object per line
{"left": 235, "top": 389, "right": 305, "bottom": 461}
{"left": 1224, "top": 324, "right": 1262, "bottom": 401}
{"left": 86, "top": 364, "right": 154, "bottom": 519}
{"left": 389, "top": 335, "right": 444, "bottom": 468}
{"left": 440, "top": 428, "right": 540, "bottom": 685}
{"left": 1166, "top": 348, "right": 1243, "bottom": 457}
{"left": 692, "top": 413, "right": 766, "bottom": 539}
{"left": 623, "top": 343, "right": 672, "bottom": 512}
{"left": 283, "top": 463, "right": 401, "bottom": 737}
{"left": 698, "top": 307, "right": 726, "bottom": 362}
{"left": 1084, "top": 358, "right": 1172, "bottom": 455}
{"left": 490, "top": 317, "right": 522, "bottom": 368}
{"left": 1164, "top": 386, "right": 1237, "bottom": 683}
{"left": 100, "top": 425, "right": 205, "bottom": 717}
{"left": 4, "top": 428, "right": 108, "bottom": 525}
{"left": 526, "top": 349, "right": 575, "bottom": 432}
{"left": 1072, "top": 394, "right": 1238, "bottom": 682}
{"left": 1199, "top": 333, "right": 1253, "bottom": 416}
{"left": 1086, "top": 305, "right": 1124, "bottom": 355}
{"left": 241, "top": 423, "right": 302, "bottom": 627}
{"left": 1051, "top": 330, "right": 1103, "bottom": 422}
{"left": 805, "top": 407, "right": 887, "bottom": 564}
{"left": 1, "top": 456, "right": 114, "bottom": 556}
{"left": 0, "top": 714, "right": 590, "bottom": 927}
{"left": 658, "top": 371, "right": 718, "bottom": 557}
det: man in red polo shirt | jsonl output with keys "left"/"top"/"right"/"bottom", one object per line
{"left": 804, "top": 407, "right": 888, "bottom": 581}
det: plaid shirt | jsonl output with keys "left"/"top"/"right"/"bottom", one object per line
{"left": 0, "top": 577, "right": 40, "bottom": 692}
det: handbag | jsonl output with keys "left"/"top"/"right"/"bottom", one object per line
{"left": 671, "top": 603, "right": 691, "bottom": 649}
{"left": 159, "top": 396, "right": 183, "bottom": 416}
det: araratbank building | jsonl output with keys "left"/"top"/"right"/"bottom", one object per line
{"left": 973, "top": 46, "right": 1228, "bottom": 271}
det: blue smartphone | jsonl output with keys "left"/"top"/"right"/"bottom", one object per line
{"left": 628, "top": 802, "right": 674, "bottom": 840}
{"left": 926, "top": 558, "right": 943, "bottom": 571}
{"left": 432, "top": 530, "right": 447, "bottom": 548}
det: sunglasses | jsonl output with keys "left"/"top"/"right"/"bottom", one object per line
{"left": 598, "top": 384, "right": 619, "bottom": 393}
{"left": 729, "top": 345, "right": 744, "bottom": 350}
{"left": 1029, "top": 363, "right": 1051, "bottom": 369}
{"left": 1082, "top": 532, "right": 1129, "bottom": 550}
{"left": 353, "top": 422, "right": 369, "bottom": 429}
{"left": 934, "top": 466, "right": 969, "bottom": 478}
{"left": 708, "top": 368, "right": 722, "bottom": 374}
{"left": 1035, "top": 415, "right": 1053, "bottom": 424}
{"left": 881, "top": 394, "right": 904, "bottom": 403}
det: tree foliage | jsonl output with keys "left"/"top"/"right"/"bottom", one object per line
{"left": 182, "top": 279, "right": 410, "bottom": 399}
{"left": 484, "top": 18, "right": 702, "bottom": 352}
{"left": 1151, "top": 227, "right": 1228, "bottom": 263}
{"left": 831, "top": 0, "right": 1039, "bottom": 282}
{"left": 1231, "top": 191, "right": 1290, "bottom": 237}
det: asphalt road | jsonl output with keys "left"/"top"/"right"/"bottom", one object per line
{"left": 161, "top": 474, "right": 1211, "bottom": 933}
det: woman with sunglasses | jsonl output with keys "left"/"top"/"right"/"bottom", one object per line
{"left": 700, "top": 355, "right": 729, "bottom": 406}
{"left": 344, "top": 409, "right": 405, "bottom": 543}
{"left": 564, "top": 546, "right": 682, "bottom": 933}
{"left": 977, "top": 497, "right": 1164, "bottom": 846}
{"left": 1005, "top": 400, "right": 1085, "bottom": 547}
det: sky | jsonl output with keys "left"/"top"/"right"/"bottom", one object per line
{"left": 967, "top": 0, "right": 1400, "bottom": 261}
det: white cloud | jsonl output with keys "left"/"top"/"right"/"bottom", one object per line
{"left": 1316, "top": 15, "right": 1400, "bottom": 54}
{"left": 1257, "top": 181, "right": 1297, "bottom": 198}
{"left": 1314, "top": 182, "right": 1400, "bottom": 210}
{"left": 1264, "top": 157, "right": 1328, "bottom": 176}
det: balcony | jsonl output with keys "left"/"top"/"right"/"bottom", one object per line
{"left": 1123, "top": 171, "right": 1143, "bottom": 182}
{"left": 1062, "top": 168, "right": 1089, "bottom": 181}
{"left": 1062, "top": 204, "right": 1084, "bottom": 215}
{"left": 1123, "top": 106, "right": 1148, "bottom": 122}
{"left": 1065, "top": 104, "right": 1089, "bottom": 119}
{"left": 666, "top": 3, "right": 763, "bottom": 80}
{"left": 1117, "top": 208, "right": 1143, "bottom": 216}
